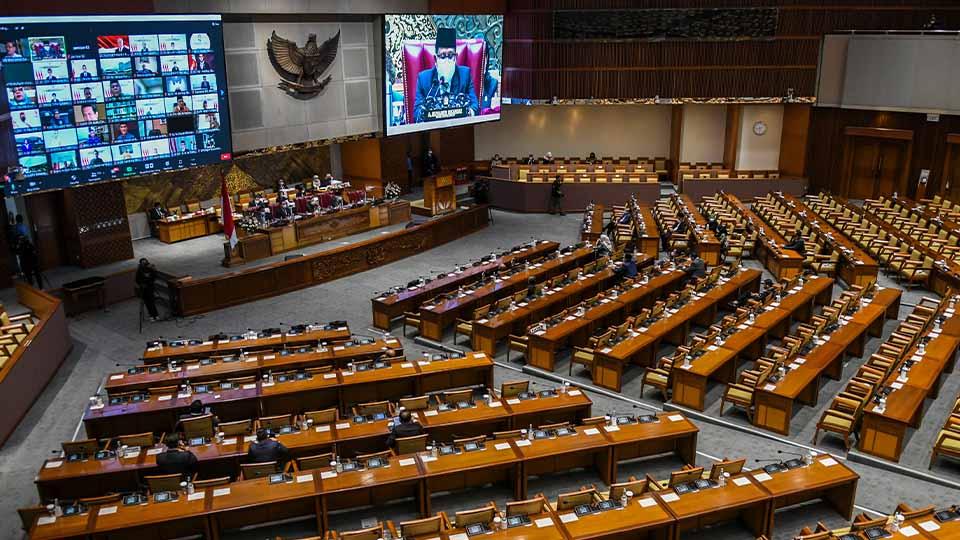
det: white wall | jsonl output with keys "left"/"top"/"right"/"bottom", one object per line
{"left": 224, "top": 21, "right": 381, "bottom": 152}
{"left": 474, "top": 104, "right": 672, "bottom": 160}
{"left": 679, "top": 104, "right": 726, "bottom": 164}
{"left": 736, "top": 105, "right": 784, "bottom": 170}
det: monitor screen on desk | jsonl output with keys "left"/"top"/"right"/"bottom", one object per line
{"left": 0, "top": 14, "right": 232, "bottom": 195}
{"left": 382, "top": 14, "right": 503, "bottom": 136}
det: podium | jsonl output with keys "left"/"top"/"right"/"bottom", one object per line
{"left": 423, "top": 173, "right": 456, "bottom": 216}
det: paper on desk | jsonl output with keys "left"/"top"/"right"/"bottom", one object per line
{"left": 244, "top": 435, "right": 257, "bottom": 443}
{"left": 263, "top": 355, "right": 275, "bottom": 360}
{"left": 584, "top": 428, "right": 601, "bottom": 436}
{"left": 560, "top": 512, "right": 579, "bottom": 523}
{"left": 109, "top": 374, "right": 124, "bottom": 380}
{"left": 604, "top": 425, "right": 620, "bottom": 432}
{"left": 667, "top": 414, "right": 684, "bottom": 422}
{"left": 568, "top": 390, "right": 582, "bottom": 396}
{"left": 515, "top": 439, "right": 532, "bottom": 447}
{"left": 900, "top": 525, "right": 919, "bottom": 537}
{"left": 506, "top": 398, "right": 521, "bottom": 405}
{"left": 920, "top": 521, "right": 941, "bottom": 532}
{"left": 186, "top": 365, "right": 200, "bottom": 370}
{"left": 819, "top": 457, "right": 838, "bottom": 467}
{"left": 203, "top": 340, "right": 213, "bottom": 345}
{"left": 37, "top": 515, "right": 57, "bottom": 525}
{"left": 707, "top": 345, "right": 719, "bottom": 351}
{"left": 535, "top": 517, "right": 554, "bottom": 528}
{"left": 315, "top": 425, "right": 331, "bottom": 433}
{"left": 213, "top": 487, "right": 231, "bottom": 497}
{"left": 449, "top": 534, "right": 469, "bottom": 540}
{"left": 222, "top": 438, "right": 237, "bottom": 445}
{"left": 763, "top": 384, "right": 776, "bottom": 391}
{"left": 99, "top": 506, "right": 118, "bottom": 515}
{"left": 45, "top": 460, "right": 63, "bottom": 469}
{"left": 420, "top": 455, "right": 437, "bottom": 463}
{"left": 323, "top": 373, "right": 337, "bottom": 379}
{"left": 489, "top": 401, "right": 502, "bottom": 408}
{"left": 341, "top": 371, "right": 354, "bottom": 377}
{"left": 146, "top": 447, "right": 163, "bottom": 456}
{"left": 423, "top": 410, "right": 439, "bottom": 417}
{"left": 600, "top": 347, "right": 612, "bottom": 353}
{"left": 296, "top": 474, "right": 313, "bottom": 483}
{"left": 754, "top": 472, "right": 773, "bottom": 482}
{"left": 494, "top": 442, "right": 511, "bottom": 451}
{"left": 418, "top": 361, "right": 431, "bottom": 366}
{"left": 320, "top": 471, "right": 338, "bottom": 479}
{"left": 399, "top": 458, "right": 416, "bottom": 467}
{"left": 788, "top": 363, "right": 800, "bottom": 370}
{"left": 737, "top": 324, "right": 749, "bottom": 330}
{"left": 661, "top": 493, "right": 680, "bottom": 502}
{"left": 158, "top": 395, "right": 173, "bottom": 401}
{"left": 794, "top": 358, "right": 806, "bottom": 365}
{"left": 400, "top": 362, "right": 413, "bottom": 368}
{"left": 336, "top": 422, "right": 351, "bottom": 429}
{"left": 261, "top": 382, "right": 275, "bottom": 387}
{"left": 638, "top": 497, "right": 657, "bottom": 507}
{"left": 242, "top": 383, "right": 257, "bottom": 389}
{"left": 732, "top": 476, "right": 751, "bottom": 487}
{"left": 333, "top": 346, "right": 345, "bottom": 351}
{"left": 89, "top": 404, "right": 104, "bottom": 410}
{"left": 188, "top": 491, "right": 206, "bottom": 501}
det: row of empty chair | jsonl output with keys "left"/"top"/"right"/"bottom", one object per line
{"left": 785, "top": 502, "right": 957, "bottom": 540}
{"left": 0, "top": 304, "right": 37, "bottom": 370}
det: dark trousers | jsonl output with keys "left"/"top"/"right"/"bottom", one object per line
{"left": 22, "top": 266, "right": 42, "bottom": 288}
{"left": 142, "top": 288, "right": 158, "bottom": 318}
{"left": 548, "top": 196, "right": 564, "bottom": 215}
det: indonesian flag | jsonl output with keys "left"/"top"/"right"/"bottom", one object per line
{"left": 220, "top": 171, "right": 238, "bottom": 250}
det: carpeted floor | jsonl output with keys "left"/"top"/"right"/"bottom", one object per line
{"left": 2, "top": 207, "right": 958, "bottom": 540}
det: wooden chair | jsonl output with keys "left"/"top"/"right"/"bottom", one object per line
{"left": 500, "top": 380, "right": 529, "bottom": 399}
{"left": 719, "top": 370, "right": 768, "bottom": 420}
{"left": 581, "top": 416, "right": 606, "bottom": 425}
{"left": 570, "top": 346, "right": 595, "bottom": 375}
{"left": 78, "top": 494, "right": 122, "bottom": 506}
{"left": 492, "top": 429, "right": 523, "bottom": 439}
{"left": 62, "top": 438, "right": 103, "bottom": 456}
{"left": 506, "top": 496, "right": 545, "bottom": 516}
{"left": 668, "top": 466, "right": 704, "bottom": 486}
{"left": 338, "top": 525, "right": 384, "bottom": 540}
{"left": 608, "top": 476, "right": 648, "bottom": 500}
{"left": 812, "top": 396, "right": 863, "bottom": 450}
{"left": 258, "top": 414, "right": 292, "bottom": 431}
{"left": 398, "top": 395, "right": 430, "bottom": 411}
{"left": 116, "top": 432, "right": 155, "bottom": 448}
{"left": 192, "top": 476, "right": 230, "bottom": 489}
{"left": 17, "top": 506, "right": 47, "bottom": 532}
{"left": 440, "top": 388, "right": 474, "bottom": 404}
{"left": 895, "top": 503, "right": 936, "bottom": 520}
{"left": 396, "top": 434, "right": 428, "bottom": 454}
{"left": 402, "top": 312, "right": 420, "bottom": 336}
{"left": 353, "top": 401, "right": 393, "bottom": 417}
{"left": 145, "top": 473, "right": 184, "bottom": 493}
{"left": 454, "top": 318, "right": 474, "bottom": 345}
{"left": 930, "top": 416, "right": 960, "bottom": 468}
{"left": 399, "top": 515, "right": 449, "bottom": 538}
{"left": 454, "top": 435, "right": 487, "bottom": 446}
{"left": 454, "top": 504, "right": 496, "bottom": 528}
{"left": 180, "top": 414, "right": 213, "bottom": 439}
{"left": 709, "top": 458, "right": 745, "bottom": 479}
{"left": 357, "top": 449, "right": 393, "bottom": 462}
{"left": 296, "top": 453, "right": 334, "bottom": 471}
{"left": 240, "top": 461, "right": 279, "bottom": 480}
{"left": 556, "top": 488, "right": 602, "bottom": 511}
{"left": 219, "top": 419, "right": 252, "bottom": 437}
{"left": 640, "top": 362, "right": 671, "bottom": 399}
{"left": 303, "top": 408, "right": 338, "bottom": 425}
{"left": 148, "top": 385, "right": 178, "bottom": 397}
{"left": 506, "top": 334, "right": 528, "bottom": 362}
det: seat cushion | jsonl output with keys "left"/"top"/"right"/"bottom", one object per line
{"left": 821, "top": 414, "right": 852, "bottom": 431}
{"left": 725, "top": 387, "right": 752, "bottom": 401}
{"left": 645, "top": 372, "right": 668, "bottom": 384}
{"left": 939, "top": 432, "right": 960, "bottom": 451}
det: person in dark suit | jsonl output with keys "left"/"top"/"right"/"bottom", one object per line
{"left": 424, "top": 148, "right": 440, "bottom": 177}
{"left": 413, "top": 27, "right": 478, "bottom": 122}
{"left": 176, "top": 400, "right": 219, "bottom": 429}
{"left": 548, "top": 176, "right": 564, "bottom": 215}
{"left": 247, "top": 429, "right": 290, "bottom": 465}
{"left": 481, "top": 71, "right": 498, "bottom": 112}
{"left": 620, "top": 252, "right": 639, "bottom": 279}
{"left": 155, "top": 434, "right": 198, "bottom": 479}
{"left": 136, "top": 258, "right": 159, "bottom": 321}
{"left": 149, "top": 201, "right": 169, "bottom": 222}
{"left": 386, "top": 410, "right": 424, "bottom": 448}
{"left": 684, "top": 250, "right": 707, "bottom": 283}
{"left": 783, "top": 230, "right": 806, "bottom": 256}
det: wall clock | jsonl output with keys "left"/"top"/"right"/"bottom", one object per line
{"left": 753, "top": 120, "right": 767, "bottom": 136}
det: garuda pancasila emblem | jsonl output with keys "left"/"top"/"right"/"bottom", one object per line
{"left": 267, "top": 30, "right": 340, "bottom": 97}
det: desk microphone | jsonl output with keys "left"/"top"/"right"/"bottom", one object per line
{"left": 115, "top": 362, "right": 142, "bottom": 367}
{"left": 754, "top": 458, "right": 783, "bottom": 464}
{"left": 777, "top": 450, "right": 805, "bottom": 460}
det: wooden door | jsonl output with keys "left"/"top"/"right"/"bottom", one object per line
{"left": 842, "top": 127, "right": 913, "bottom": 200}
{"left": 24, "top": 191, "right": 66, "bottom": 270}
{"left": 849, "top": 140, "right": 880, "bottom": 199}
{"left": 941, "top": 135, "right": 960, "bottom": 202}
{"left": 876, "top": 141, "right": 906, "bottom": 197}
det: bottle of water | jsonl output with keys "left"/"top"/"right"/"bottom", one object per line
{"left": 527, "top": 424, "right": 534, "bottom": 440}
{"left": 493, "top": 516, "right": 503, "bottom": 531}
{"left": 186, "top": 480, "right": 195, "bottom": 495}
{"left": 620, "top": 489, "right": 633, "bottom": 507}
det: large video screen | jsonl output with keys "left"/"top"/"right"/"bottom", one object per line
{"left": 383, "top": 14, "right": 503, "bottom": 136}
{"left": 0, "top": 14, "right": 232, "bottom": 195}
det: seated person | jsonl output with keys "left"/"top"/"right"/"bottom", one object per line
{"left": 525, "top": 276, "right": 538, "bottom": 299}
{"left": 148, "top": 201, "right": 169, "bottom": 222}
{"left": 542, "top": 151, "right": 554, "bottom": 164}
{"left": 683, "top": 250, "right": 707, "bottom": 283}
{"left": 783, "top": 231, "right": 806, "bottom": 256}
{"left": 155, "top": 433, "right": 198, "bottom": 479}
{"left": 386, "top": 410, "right": 424, "bottom": 448}
{"left": 525, "top": 153, "right": 536, "bottom": 165}
{"left": 247, "top": 428, "right": 291, "bottom": 465}
{"left": 176, "top": 399, "right": 219, "bottom": 432}
{"left": 619, "top": 253, "right": 639, "bottom": 279}
{"left": 586, "top": 152, "right": 598, "bottom": 164}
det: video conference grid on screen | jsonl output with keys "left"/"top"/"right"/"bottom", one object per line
{"left": 383, "top": 14, "right": 503, "bottom": 136}
{"left": 0, "top": 15, "right": 232, "bottom": 195}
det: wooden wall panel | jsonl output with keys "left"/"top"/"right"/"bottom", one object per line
{"left": 807, "top": 107, "right": 960, "bottom": 199}
{"left": 779, "top": 104, "right": 811, "bottom": 177}
{"left": 429, "top": 125, "right": 476, "bottom": 169}
{"left": 723, "top": 104, "right": 742, "bottom": 169}
{"left": 62, "top": 182, "right": 133, "bottom": 268}
{"left": 341, "top": 138, "right": 383, "bottom": 180}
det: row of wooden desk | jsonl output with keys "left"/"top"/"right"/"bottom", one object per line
{"left": 671, "top": 275, "right": 835, "bottom": 411}
{"left": 371, "top": 240, "right": 559, "bottom": 330}
{"left": 672, "top": 194, "right": 723, "bottom": 265}
{"left": 753, "top": 287, "right": 902, "bottom": 436}
{"left": 859, "top": 308, "right": 960, "bottom": 462}
{"left": 85, "top": 352, "right": 495, "bottom": 440}
{"left": 763, "top": 193, "right": 879, "bottom": 287}
{"left": 716, "top": 193, "right": 805, "bottom": 280}
{"left": 592, "top": 268, "right": 763, "bottom": 392}
{"left": 418, "top": 246, "right": 598, "bottom": 341}
{"left": 140, "top": 325, "right": 352, "bottom": 363}
{"left": 796, "top": 511, "right": 960, "bottom": 540}
{"left": 30, "top": 412, "right": 701, "bottom": 540}
{"left": 41, "top": 389, "right": 594, "bottom": 500}
{"left": 526, "top": 268, "right": 687, "bottom": 372}
{"left": 155, "top": 211, "right": 221, "bottom": 244}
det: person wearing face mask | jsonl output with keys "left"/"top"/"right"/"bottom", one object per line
{"left": 413, "top": 27, "right": 478, "bottom": 122}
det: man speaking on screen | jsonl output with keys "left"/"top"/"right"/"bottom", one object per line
{"left": 413, "top": 27, "right": 478, "bottom": 123}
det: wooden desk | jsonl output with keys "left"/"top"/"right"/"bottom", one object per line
{"left": 371, "top": 240, "right": 559, "bottom": 330}
{"left": 775, "top": 193, "right": 879, "bottom": 287}
{"left": 656, "top": 471, "right": 771, "bottom": 539}
{"left": 582, "top": 204, "right": 605, "bottom": 242}
{"left": 472, "top": 266, "right": 621, "bottom": 355}
{"left": 859, "top": 326, "right": 960, "bottom": 462}
{"left": 419, "top": 246, "right": 596, "bottom": 341}
{"left": 671, "top": 276, "right": 834, "bottom": 411}
{"left": 109, "top": 338, "right": 402, "bottom": 394}
{"left": 527, "top": 269, "right": 686, "bottom": 372}
{"left": 637, "top": 205, "right": 661, "bottom": 259}
{"left": 750, "top": 455, "right": 859, "bottom": 532}
{"left": 676, "top": 194, "right": 722, "bottom": 265}
{"left": 753, "top": 288, "right": 901, "bottom": 435}
{"left": 592, "top": 269, "right": 762, "bottom": 392}
{"left": 722, "top": 194, "right": 804, "bottom": 280}
{"left": 558, "top": 494, "right": 675, "bottom": 540}
{"left": 85, "top": 353, "right": 494, "bottom": 439}
{"left": 140, "top": 325, "right": 351, "bottom": 363}
{"left": 156, "top": 211, "right": 221, "bottom": 244}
